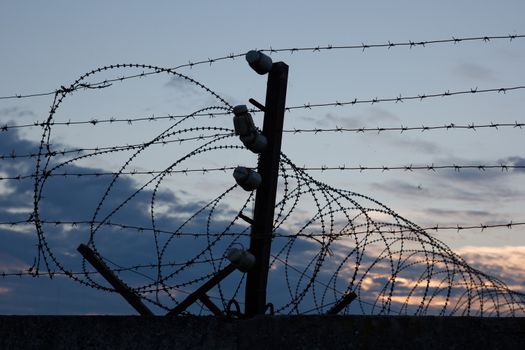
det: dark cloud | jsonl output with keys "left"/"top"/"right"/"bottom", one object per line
{"left": 500, "top": 156, "right": 525, "bottom": 172}
{"left": 1, "top": 129, "right": 523, "bottom": 315}
{"left": 0, "top": 129, "right": 248, "bottom": 314}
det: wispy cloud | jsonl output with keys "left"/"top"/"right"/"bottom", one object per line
{"left": 388, "top": 137, "right": 442, "bottom": 154}
{"left": 306, "top": 107, "right": 400, "bottom": 128}
{"left": 165, "top": 76, "right": 201, "bottom": 96}
{"left": 453, "top": 62, "right": 498, "bottom": 83}
{"left": 0, "top": 106, "right": 36, "bottom": 118}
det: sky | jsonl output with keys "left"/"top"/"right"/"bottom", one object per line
{"left": 1, "top": 0, "right": 525, "bottom": 315}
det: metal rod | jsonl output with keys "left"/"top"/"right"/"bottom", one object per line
{"left": 167, "top": 263, "right": 237, "bottom": 316}
{"left": 77, "top": 244, "right": 153, "bottom": 316}
{"left": 248, "top": 98, "right": 266, "bottom": 112}
{"left": 199, "top": 294, "right": 224, "bottom": 316}
{"left": 244, "top": 62, "right": 289, "bottom": 317}
{"left": 239, "top": 212, "right": 254, "bottom": 225}
{"left": 326, "top": 292, "right": 357, "bottom": 315}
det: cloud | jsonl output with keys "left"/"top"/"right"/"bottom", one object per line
{"left": 424, "top": 207, "right": 492, "bottom": 219}
{"left": 299, "top": 109, "right": 441, "bottom": 154}
{"left": 0, "top": 106, "right": 36, "bottom": 118}
{"left": 165, "top": 76, "right": 201, "bottom": 97}
{"left": 304, "top": 238, "right": 525, "bottom": 315}
{"left": 388, "top": 137, "right": 441, "bottom": 154}
{"left": 377, "top": 176, "right": 520, "bottom": 202}
{"left": 435, "top": 157, "right": 525, "bottom": 181}
{"left": 453, "top": 62, "right": 498, "bottom": 82}
{"left": 306, "top": 107, "right": 400, "bottom": 128}
{"left": 2, "top": 128, "right": 524, "bottom": 316}
{"left": 456, "top": 246, "right": 525, "bottom": 292}
{"left": 0, "top": 129, "right": 250, "bottom": 314}
{"left": 371, "top": 153, "right": 525, "bottom": 204}
{"left": 500, "top": 156, "right": 525, "bottom": 173}
{"left": 164, "top": 75, "right": 236, "bottom": 108}
{"left": 371, "top": 180, "right": 429, "bottom": 197}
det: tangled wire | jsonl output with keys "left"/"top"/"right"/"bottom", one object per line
{"left": 30, "top": 63, "right": 525, "bottom": 316}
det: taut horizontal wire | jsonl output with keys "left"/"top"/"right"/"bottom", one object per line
{"left": 1, "top": 220, "right": 522, "bottom": 238}
{"left": 2, "top": 85, "right": 524, "bottom": 132}
{"left": 277, "top": 221, "right": 525, "bottom": 238}
{"left": 259, "top": 34, "right": 525, "bottom": 54}
{"left": 0, "top": 257, "right": 224, "bottom": 278}
{"left": 0, "top": 130, "right": 234, "bottom": 160}
{"left": 284, "top": 122, "right": 525, "bottom": 134}
{"left": 0, "top": 34, "right": 522, "bottom": 101}
{"left": 291, "top": 164, "right": 525, "bottom": 172}
{"left": 286, "top": 85, "right": 525, "bottom": 111}
{"left": 3, "top": 122, "right": 524, "bottom": 161}
{"left": 1, "top": 164, "right": 523, "bottom": 181}
{"left": 0, "top": 112, "right": 231, "bottom": 131}
{"left": 0, "top": 219, "right": 248, "bottom": 238}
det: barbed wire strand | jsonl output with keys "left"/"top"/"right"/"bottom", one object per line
{"left": 0, "top": 33, "right": 523, "bottom": 101}
{"left": 2, "top": 85, "right": 525, "bottom": 132}
{"left": 2, "top": 163, "right": 524, "bottom": 181}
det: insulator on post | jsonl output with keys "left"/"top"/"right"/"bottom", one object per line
{"left": 233, "top": 105, "right": 267, "bottom": 153}
{"left": 226, "top": 247, "right": 256, "bottom": 272}
{"left": 240, "top": 133, "right": 267, "bottom": 154}
{"left": 233, "top": 166, "right": 261, "bottom": 191}
{"left": 233, "top": 105, "right": 256, "bottom": 136}
{"left": 246, "top": 50, "right": 273, "bottom": 75}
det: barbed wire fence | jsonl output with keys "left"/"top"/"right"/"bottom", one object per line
{"left": 1, "top": 33, "right": 525, "bottom": 316}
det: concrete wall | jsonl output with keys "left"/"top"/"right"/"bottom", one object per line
{"left": 1, "top": 315, "right": 524, "bottom": 349}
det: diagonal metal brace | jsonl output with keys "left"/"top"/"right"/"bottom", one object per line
{"left": 166, "top": 263, "right": 237, "bottom": 316}
{"left": 77, "top": 244, "right": 153, "bottom": 316}
{"left": 326, "top": 291, "right": 357, "bottom": 315}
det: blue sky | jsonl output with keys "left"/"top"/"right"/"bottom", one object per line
{"left": 1, "top": 1, "right": 525, "bottom": 315}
